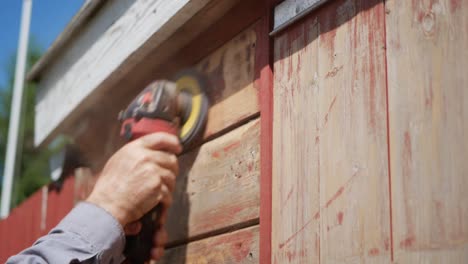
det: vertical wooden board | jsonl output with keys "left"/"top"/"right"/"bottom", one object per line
{"left": 166, "top": 119, "right": 260, "bottom": 244}
{"left": 272, "top": 12, "right": 321, "bottom": 264}
{"left": 386, "top": 0, "right": 468, "bottom": 262}
{"left": 317, "top": 0, "right": 390, "bottom": 263}
{"left": 273, "top": 0, "right": 391, "bottom": 263}
{"left": 160, "top": 226, "right": 259, "bottom": 264}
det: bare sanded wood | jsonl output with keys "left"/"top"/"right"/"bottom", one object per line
{"left": 317, "top": 1, "right": 390, "bottom": 262}
{"left": 386, "top": 0, "right": 468, "bottom": 262}
{"left": 165, "top": 119, "right": 260, "bottom": 245}
{"left": 272, "top": 10, "right": 321, "bottom": 264}
{"left": 160, "top": 226, "right": 259, "bottom": 264}
{"left": 194, "top": 25, "right": 259, "bottom": 139}
{"left": 272, "top": 0, "right": 390, "bottom": 262}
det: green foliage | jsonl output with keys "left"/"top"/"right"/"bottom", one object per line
{"left": 0, "top": 41, "right": 51, "bottom": 207}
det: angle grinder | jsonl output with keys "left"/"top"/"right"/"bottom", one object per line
{"left": 118, "top": 70, "right": 209, "bottom": 263}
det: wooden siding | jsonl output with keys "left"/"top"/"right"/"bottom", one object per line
{"left": 386, "top": 0, "right": 468, "bottom": 262}
{"left": 272, "top": 0, "right": 390, "bottom": 262}
{"left": 161, "top": 226, "right": 259, "bottom": 263}
{"left": 165, "top": 119, "right": 260, "bottom": 245}
{"left": 272, "top": 0, "right": 468, "bottom": 263}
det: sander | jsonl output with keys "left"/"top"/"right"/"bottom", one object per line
{"left": 118, "top": 70, "right": 209, "bottom": 263}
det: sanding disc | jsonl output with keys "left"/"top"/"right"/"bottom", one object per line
{"left": 175, "top": 70, "right": 209, "bottom": 147}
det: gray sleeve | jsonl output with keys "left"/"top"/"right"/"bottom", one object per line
{"left": 6, "top": 202, "right": 126, "bottom": 264}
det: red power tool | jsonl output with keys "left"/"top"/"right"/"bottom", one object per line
{"left": 118, "top": 71, "right": 209, "bottom": 264}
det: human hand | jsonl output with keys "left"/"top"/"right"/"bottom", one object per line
{"left": 86, "top": 132, "right": 181, "bottom": 227}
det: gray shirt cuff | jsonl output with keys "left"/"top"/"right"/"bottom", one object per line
{"left": 7, "top": 202, "right": 126, "bottom": 264}
{"left": 56, "top": 202, "right": 126, "bottom": 263}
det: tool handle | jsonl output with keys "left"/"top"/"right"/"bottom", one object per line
{"left": 124, "top": 204, "right": 163, "bottom": 264}
{"left": 121, "top": 118, "right": 178, "bottom": 264}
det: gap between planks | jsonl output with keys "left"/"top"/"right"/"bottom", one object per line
{"left": 166, "top": 218, "right": 259, "bottom": 249}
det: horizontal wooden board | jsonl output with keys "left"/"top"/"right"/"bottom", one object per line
{"left": 165, "top": 119, "right": 260, "bottom": 245}
{"left": 160, "top": 225, "right": 259, "bottom": 263}
{"left": 272, "top": 0, "right": 391, "bottom": 263}
{"left": 386, "top": 0, "right": 468, "bottom": 262}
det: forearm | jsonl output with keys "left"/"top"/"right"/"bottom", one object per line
{"left": 7, "top": 202, "right": 125, "bottom": 264}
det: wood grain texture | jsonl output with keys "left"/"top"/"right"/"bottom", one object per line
{"left": 165, "top": 119, "right": 260, "bottom": 245}
{"left": 194, "top": 25, "right": 259, "bottom": 139}
{"left": 273, "top": 9, "right": 321, "bottom": 263}
{"left": 386, "top": 0, "right": 468, "bottom": 262}
{"left": 160, "top": 226, "right": 259, "bottom": 264}
{"left": 272, "top": 0, "right": 390, "bottom": 263}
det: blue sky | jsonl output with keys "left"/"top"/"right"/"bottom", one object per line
{"left": 0, "top": 1, "right": 84, "bottom": 88}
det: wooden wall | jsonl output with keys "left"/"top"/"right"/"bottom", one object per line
{"left": 2, "top": 0, "right": 466, "bottom": 263}
{"left": 0, "top": 1, "right": 270, "bottom": 262}
{"left": 272, "top": 0, "right": 467, "bottom": 263}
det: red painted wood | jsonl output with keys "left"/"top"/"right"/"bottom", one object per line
{"left": 0, "top": 175, "right": 76, "bottom": 262}
{"left": 256, "top": 1, "right": 274, "bottom": 263}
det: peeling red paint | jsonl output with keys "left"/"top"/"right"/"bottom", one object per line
{"left": 325, "top": 65, "right": 343, "bottom": 78}
{"left": 337, "top": 211, "right": 344, "bottom": 225}
{"left": 450, "top": 0, "right": 461, "bottom": 13}
{"left": 313, "top": 211, "right": 320, "bottom": 220}
{"left": 223, "top": 141, "right": 241, "bottom": 153}
{"left": 278, "top": 217, "right": 314, "bottom": 249}
{"left": 231, "top": 236, "right": 253, "bottom": 262}
{"left": 212, "top": 151, "right": 221, "bottom": 158}
{"left": 284, "top": 187, "right": 294, "bottom": 205}
{"left": 368, "top": 248, "right": 380, "bottom": 256}
{"left": 384, "top": 238, "right": 390, "bottom": 251}
{"left": 323, "top": 96, "right": 338, "bottom": 127}
{"left": 325, "top": 187, "right": 344, "bottom": 208}
{"left": 286, "top": 250, "right": 294, "bottom": 262}
{"left": 247, "top": 162, "right": 254, "bottom": 172}
{"left": 321, "top": 28, "right": 337, "bottom": 60}
{"left": 400, "top": 236, "right": 416, "bottom": 249}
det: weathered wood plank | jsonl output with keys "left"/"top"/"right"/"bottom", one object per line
{"left": 166, "top": 119, "right": 260, "bottom": 245}
{"left": 272, "top": 0, "right": 391, "bottom": 263}
{"left": 272, "top": 9, "right": 321, "bottom": 263}
{"left": 160, "top": 225, "right": 259, "bottom": 264}
{"left": 194, "top": 25, "right": 259, "bottom": 139}
{"left": 317, "top": 1, "right": 390, "bottom": 263}
{"left": 386, "top": 0, "right": 468, "bottom": 262}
